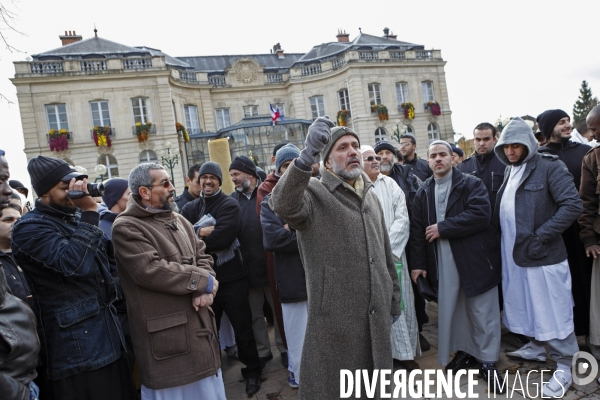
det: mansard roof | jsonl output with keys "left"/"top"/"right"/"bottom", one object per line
{"left": 176, "top": 54, "right": 304, "bottom": 73}
{"left": 32, "top": 37, "right": 191, "bottom": 68}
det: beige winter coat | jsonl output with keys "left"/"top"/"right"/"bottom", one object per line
{"left": 112, "top": 197, "right": 219, "bottom": 390}
{"left": 270, "top": 163, "right": 401, "bottom": 399}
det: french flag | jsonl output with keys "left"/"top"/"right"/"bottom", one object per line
{"left": 270, "top": 104, "right": 284, "bottom": 126}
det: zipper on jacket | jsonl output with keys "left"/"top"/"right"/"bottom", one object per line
{"left": 481, "top": 244, "right": 494, "bottom": 269}
{"left": 423, "top": 188, "right": 439, "bottom": 281}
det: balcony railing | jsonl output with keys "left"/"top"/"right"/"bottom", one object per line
{"left": 389, "top": 51, "right": 406, "bottom": 60}
{"left": 31, "top": 62, "right": 64, "bottom": 74}
{"left": 131, "top": 125, "right": 157, "bottom": 136}
{"left": 301, "top": 64, "right": 322, "bottom": 76}
{"left": 123, "top": 58, "right": 152, "bottom": 69}
{"left": 90, "top": 127, "right": 115, "bottom": 139}
{"left": 179, "top": 71, "right": 197, "bottom": 82}
{"left": 46, "top": 131, "right": 72, "bottom": 142}
{"left": 416, "top": 51, "right": 433, "bottom": 60}
{"left": 266, "top": 73, "right": 283, "bottom": 83}
{"left": 81, "top": 60, "right": 107, "bottom": 72}
{"left": 358, "top": 51, "right": 379, "bottom": 60}
{"left": 332, "top": 56, "right": 346, "bottom": 70}
{"left": 209, "top": 76, "right": 226, "bottom": 86}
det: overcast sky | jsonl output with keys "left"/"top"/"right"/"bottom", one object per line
{"left": 1, "top": 0, "right": 599, "bottom": 195}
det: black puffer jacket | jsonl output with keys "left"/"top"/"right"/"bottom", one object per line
{"left": 181, "top": 190, "right": 247, "bottom": 283}
{"left": 404, "top": 157, "right": 432, "bottom": 182}
{"left": 260, "top": 194, "right": 307, "bottom": 303}
{"left": 0, "top": 267, "right": 39, "bottom": 400}
{"left": 409, "top": 168, "right": 501, "bottom": 298}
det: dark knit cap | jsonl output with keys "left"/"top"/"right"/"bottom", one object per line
{"left": 373, "top": 140, "right": 397, "bottom": 156}
{"left": 27, "top": 155, "right": 87, "bottom": 196}
{"left": 102, "top": 178, "right": 129, "bottom": 210}
{"left": 229, "top": 156, "right": 258, "bottom": 178}
{"left": 256, "top": 167, "right": 267, "bottom": 181}
{"left": 9, "top": 180, "right": 29, "bottom": 198}
{"left": 536, "top": 109, "right": 570, "bottom": 139}
{"left": 199, "top": 161, "right": 223, "bottom": 185}
{"left": 322, "top": 126, "right": 361, "bottom": 161}
{"left": 450, "top": 145, "right": 464, "bottom": 157}
{"left": 275, "top": 144, "right": 300, "bottom": 173}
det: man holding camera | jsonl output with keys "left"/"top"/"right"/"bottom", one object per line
{"left": 11, "top": 156, "right": 136, "bottom": 400}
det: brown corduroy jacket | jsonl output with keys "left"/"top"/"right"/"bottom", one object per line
{"left": 579, "top": 146, "right": 600, "bottom": 248}
{"left": 112, "top": 197, "right": 220, "bottom": 390}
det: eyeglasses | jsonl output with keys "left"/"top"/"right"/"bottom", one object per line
{"left": 363, "top": 156, "right": 382, "bottom": 162}
{"left": 399, "top": 142, "right": 412, "bottom": 147}
{"left": 146, "top": 179, "right": 173, "bottom": 189}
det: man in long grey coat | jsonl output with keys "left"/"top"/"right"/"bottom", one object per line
{"left": 270, "top": 118, "right": 401, "bottom": 399}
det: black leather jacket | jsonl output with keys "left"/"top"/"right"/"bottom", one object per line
{"left": 0, "top": 267, "right": 39, "bottom": 400}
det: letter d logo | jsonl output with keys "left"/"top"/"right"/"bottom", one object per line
{"left": 572, "top": 351, "right": 598, "bottom": 386}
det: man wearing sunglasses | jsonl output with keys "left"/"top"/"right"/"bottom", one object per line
{"left": 111, "top": 163, "right": 225, "bottom": 399}
{"left": 399, "top": 134, "right": 432, "bottom": 181}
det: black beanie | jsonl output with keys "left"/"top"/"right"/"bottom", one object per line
{"left": 198, "top": 161, "right": 223, "bottom": 185}
{"left": 102, "top": 178, "right": 129, "bottom": 210}
{"left": 27, "top": 156, "right": 87, "bottom": 196}
{"left": 229, "top": 156, "right": 258, "bottom": 178}
{"left": 536, "top": 109, "right": 570, "bottom": 139}
{"left": 373, "top": 140, "right": 397, "bottom": 155}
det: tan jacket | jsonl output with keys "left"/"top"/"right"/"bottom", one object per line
{"left": 579, "top": 146, "right": 600, "bottom": 248}
{"left": 112, "top": 197, "right": 219, "bottom": 390}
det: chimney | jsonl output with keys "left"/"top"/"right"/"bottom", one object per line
{"left": 59, "top": 30, "right": 83, "bottom": 46}
{"left": 336, "top": 29, "right": 350, "bottom": 43}
{"left": 273, "top": 43, "right": 284, "bottom": 59}
{"left": 383, "top": 27, "right": 390, "bottom": 37}
{"left": 388, "top": 31, "right": 397, "bottom": 40}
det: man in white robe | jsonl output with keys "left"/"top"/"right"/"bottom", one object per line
{"left": 493, "top": 117, "right": 583, "bottom": 398}
{"left": 410, "top": 141, "right": 504, "bottom": 393}
{"left": 361, "top": 146, "right": 420, "bottom": 369}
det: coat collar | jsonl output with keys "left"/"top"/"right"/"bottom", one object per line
{"left": 34, "top": 199, "right": 79, "bottom": 222}
{"left": 424, "top": 167, "right": 466, "bottom": 211}
{"left": 320, "top": 168, "right": 373, "bottom": 196}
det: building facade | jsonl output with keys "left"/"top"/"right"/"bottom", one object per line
{"left": 12, "top": 28, "right": 453, "bottom": 191}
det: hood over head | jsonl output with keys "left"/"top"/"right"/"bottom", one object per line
{"left": 494, "top": 117, "right": 537, "bottom": 166}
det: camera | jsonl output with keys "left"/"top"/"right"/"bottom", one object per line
{"left": 67, "top": 183, "right": 105, "bottom": 199}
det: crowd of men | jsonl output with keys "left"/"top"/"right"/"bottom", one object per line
{"left": 1, "top": 105, "right": 600, "bottom": 399}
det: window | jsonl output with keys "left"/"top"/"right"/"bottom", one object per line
{"left": 368, "top": 83, "right": 382, "bottom": 106}
{"left": 374, "top": 127, "right": 387, "bottom": 143}
{"left": 215, "top": 108, "right": 231, "bottom": 130}
{"left": 309, "top": 96, "right": 325, "bottom": 120}
{"left": 139, "top": 150, "right": 158, "bottom": 164}
{"left": 274, "top": 103, "right": 286, "bottom": 116}
{"left": 421, "top": 81, "right": 435, "bottom": 105}
{"left": 184, "top": 105, "right": 201, "bottom": 135}
{"left": 131, "top": 98, "right": 152, "bottom": 124}
{"left": 428, "top": 123, "right": 440, "bottom": 144}
{"left": 243, "top": 105, "right": 259, "bottom": 118}
{"left": 90, "top": 101, "right": 111, "bottom": 127}
{"left": 46, "top": 104, "right": 69, "bottom": 131}
{"left": 396, "top": 82, "right": 409, "bottom": 105}
{"left": 97, "top": 154, "right": 119, "bottom": 178}
{"left": 406, "top": 125, "right": 415, "bottom": 136}
{"left": 338, "top": 89, "right": 351, "bottom": 113}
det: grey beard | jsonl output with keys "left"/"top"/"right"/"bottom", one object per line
{"left": 380, "top": 163, "right": 393, "bottom": 173}
{"left": 164, "top": 201, "right": 179, "bottom": 213}
{"left": 330, "top": 157, "right": 362, "bottom": 181}
{"left": 235, "top": 176, "right": 252, "bottom": 193}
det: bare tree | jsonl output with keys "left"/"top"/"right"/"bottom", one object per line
{"left": 0, "top": 0, "right": 24, "bottom": 103}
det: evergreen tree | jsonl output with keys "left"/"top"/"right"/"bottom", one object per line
{"left": 573, "top": 80, "right": 598, "bottom": 123}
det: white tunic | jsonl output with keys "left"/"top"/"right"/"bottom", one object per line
{"left": 500, "top": 163, "right": 574, "bottom": 341}
{"left": 372, "top": 173, "right": 420, "bottom": 360}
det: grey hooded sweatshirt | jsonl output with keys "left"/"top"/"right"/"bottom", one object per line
{"left": 492, "top": 117, "right": 583, "bottom": 267}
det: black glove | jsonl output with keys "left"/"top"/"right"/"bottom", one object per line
{"left": 298, "top": 117, "right": 335, "bottom": 167}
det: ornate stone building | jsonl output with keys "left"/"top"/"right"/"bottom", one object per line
{"left": 11, "top": 28, "right": 453, "bottom": 190}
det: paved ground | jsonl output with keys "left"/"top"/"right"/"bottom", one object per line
{"left": 222, "top": 302, "right": 600, "bottom": 399}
